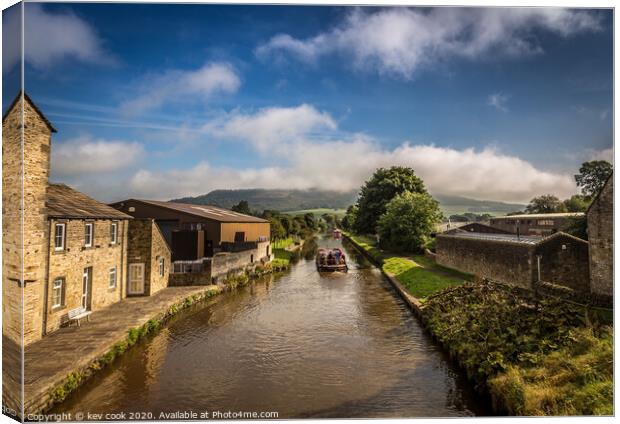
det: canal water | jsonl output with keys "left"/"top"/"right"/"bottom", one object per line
{"left": 53, "top": 237, "right": 490, "bottom": 418}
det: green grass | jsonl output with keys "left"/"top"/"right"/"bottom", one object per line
{"left": 412, "top": 255, "right": 473, "bottom": 280}
{"left": 272, "top": 237, "right": 295, "bottom": 249}
{"left": 382, "top": 257, "right": 464, "bottom": 300}
{"left": 283, "top": 208, "right": 347, "bottom": 217}
{"left": 343, "top": 232, "right": 385, "bottom": 263}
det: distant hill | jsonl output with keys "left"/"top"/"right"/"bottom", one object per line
{"left": 171, "top": 189, "right": 524, "bottom": 217}
{"left": 172, "top": 189, "right": 358, "bottom": 212}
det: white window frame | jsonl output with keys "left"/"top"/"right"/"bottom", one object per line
{"left": 110, "top": 222, "right": 118, "bottom": 245}
{"left": 85, "top": 222, "right": 94, "bottom": 247}
{"left": 159, "top": 257, "right": 165, "bottom": 277}
{"left": 109, "top": 266, "right": 117, "bottom": 289}
{"left": 52, "top": 278, "right": 63, "bottom": 308}
{"left": 54, "top": 223, "right": 66, "bottom": 251}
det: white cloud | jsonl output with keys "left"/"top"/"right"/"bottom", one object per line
{"left": 119, "top": 62, "right": 241, "bottom": 116}
{"left": 256, "top": 8, "right": 602, "bottom": 78}
{"left": 125, "top": 105, "right": 577, "bottom": 203}
{"left": 488, "top": 92, "right": 509, "bottom": 112}
{"left": 202, "top": 104, "right": 337, "bottom": 152}
{"left": 588, "top": 147, "right": 614, "bottom": 163}
{"left": 51, "top": 136, "right": 144, "bottom": 176}
{"left": 3, "top": 4, "right": 115, "bottom": 73}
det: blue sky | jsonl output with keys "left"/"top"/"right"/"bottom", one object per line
{"left": 2, "top": 3, "right": 613, "bottom": 202}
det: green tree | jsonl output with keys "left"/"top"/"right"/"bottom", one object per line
{"left": 575, "top": 160, "right": 613, "bottom": 198}
{"left": 268, "top": 216, "right": 286, "bottom": 241}
{"left": 377, "top": 191, "right": 443, "bottom": 252}
{"left": 341, "top": 205, "right": 358, "bottom": 230}
{"left": 355, "top": 166, "right": 427, "bottom": 234}
{"left": 563, "top": 194, "right": 590, "bottom": 212}
{"left": 525, "top": 195, "right": 567, "bottom": 214}
{"left": 303, "top": 212, "right": 317, "bottom": 230}
{"left": 232, "top": 200, "right": 252, "bottom": 215}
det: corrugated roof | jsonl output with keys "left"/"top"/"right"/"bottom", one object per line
{"left": 127, "top": 199, "right": 268, "bottom": 223}
{"left": 439, "top": 232, "right": 543, "bottom": 245}
{"left": 47, "top": 184, "right": 132, "bottom": 220}
{"left": 490, "top": 213, "right": 584, "bottom": 220}
{"left": 439, "top": 231, "right": 587, "bottom": 246}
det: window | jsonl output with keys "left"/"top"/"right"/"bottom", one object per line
{"left": 54, "top": 223, "right": 65, "bottom": 251}
{"left": 109, "top": 267, "right": 117, "bottom": 288}
{"left": 537, "top": 220, "right": 554, "bottom": 226}
{"left": 110, "top": 222, "right": 118, "bottom": 244}
{"left": 234, "top": 232, "right": 245, "bottom": 242}
{"left": 84, "top": 223, "right": 94, "bottom": 247}
{"left": 52, "top": 278, "right": 64, "bottom": 308}
{"left": 159, "top": 257, "right": 165, "bottom": 277}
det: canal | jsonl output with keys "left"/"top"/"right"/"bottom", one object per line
{"left": 53, "top": 236, "right": 490, "bottom": 418}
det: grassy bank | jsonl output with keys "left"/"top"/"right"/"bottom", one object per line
{"left": 343, "top": 231, "right": 470, "bottom": 300}
{"left": 423, "top": 281, "right": 613, "bottom": 415}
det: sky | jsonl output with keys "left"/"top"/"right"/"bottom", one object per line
{"left": 2, "top": 3, "right": 614, "bottom": 203}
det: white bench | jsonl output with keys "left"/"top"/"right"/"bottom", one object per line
{"left": 67, "top": 306, "right": 91, "bottom": 327}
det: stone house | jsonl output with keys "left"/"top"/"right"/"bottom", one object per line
{"left": 2, "top": 93, "right": 133, "bottom": 345}
{"left": 587, "top": 174, "right": 613, "bottom": 304}
{"left": 436, "top": 231, "right": 590, "bottom": 293}
{"left": 126, "top": 219, "right": 171, "bottom": 296}
{"left": 44, "top": 184, "right": 131, "bottom": 334}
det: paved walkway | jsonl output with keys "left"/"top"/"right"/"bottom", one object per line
{"left": 3, "top": 286, "right": 221, "bottom": 415}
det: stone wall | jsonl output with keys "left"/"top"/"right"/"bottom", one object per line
{"left": 436, "top": 236, "right": 535, "bottom": 289}
{"left": 127, "top": 219, "right": 171, "bottom": 296}
{"left": 46, "top": 219, "right": 128, "bottom": 334}
{"left": 535, "top": 233, "right": 590, "bottom": 293}
{"left": 211, "top": 241, "right": 272, "bottom": 282}
{"left": 2, "top": 96, "right": 52, "bottom": 346}
{"left": 587, "top": 177, "right": 613, "bottom": 301}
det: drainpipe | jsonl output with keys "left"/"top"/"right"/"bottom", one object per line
{"left": 536, "top": 255, "right": 542, "bottom": 282}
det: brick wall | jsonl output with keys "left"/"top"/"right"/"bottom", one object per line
{"left": 587, "top": 177, "right": 613, "bottom": 300}
{"left": 45, "top": 219, "right": 128, "bottom": 333}
{"left": 436, "top": 236, "right": 535, "bottom": 289}
{"left": 2, "top": 96, "right": 52, "bottom": 346}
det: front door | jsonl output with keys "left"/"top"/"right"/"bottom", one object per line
{"left": 82, "top": 267, "right": 92, "bottom": 310}
{"left": 128, "top": 263, "right": 145, "bottom": 295}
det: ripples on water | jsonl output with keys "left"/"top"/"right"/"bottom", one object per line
{"left": 53, "top": 236, "right": 490, "bottom": 418}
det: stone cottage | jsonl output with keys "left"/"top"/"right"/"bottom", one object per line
{"left": 126, "top": 219, "right": 171, "bottom": 296}
{"left": 2, "top": 93, "right": 136, "bottom": 345}
{"left": 587, "top": 174, "right": 613, "bottom": 304}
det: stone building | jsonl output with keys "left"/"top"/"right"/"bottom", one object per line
{"left": 436, "top": 231, "right": 590, "bottom": 293}
{"left": 488, "top": 212, "right": 584, "bottom": 236}
{"left": 587, "top": 174, "right": 613, "bottom": 303}
{"left": 44, "top": 184, "right": 131, "bottom": 334}
{"left": 2, "top": 93, "right": 132, "bottom": 345}
{"left": 126, "top": 219, "right": 171, "bottom": 296}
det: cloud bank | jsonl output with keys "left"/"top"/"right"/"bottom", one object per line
{"left": 3, "top": 4, "right": 115, "bottom": 73}
{"left": 256, "top": 8, "right": 602, "bottom": 78}
{"left": 124, "top": 105, "right": 578, "bottom": 203}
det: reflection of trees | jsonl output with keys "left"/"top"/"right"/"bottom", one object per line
{"left": 302, "top": 237, "right": 319, "bottom": 259}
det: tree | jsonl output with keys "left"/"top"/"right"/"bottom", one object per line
{"left": 232, "top": 200, "right": 252, "bottom": 215}
{"left": 525, "top": 195, "right": 567, "bottom": 214}
{"left": 268, "top": 217, "right": 286, "bottom": 241}
{"left": 355, "top": 166, "right": 427, "bottom": 234}
{"left": 377, "top": 191, "right": 443, "bottom": 252}
{"left": 303, "top": 212, "right": 317, "bottom": 230}
{"left": 575, "top": 160, "right": 613, "bottom": 199}
{"left": 341, "top": 205, "right": 358, "bottom": 230}
{"left": 563, "top": 194, "right": 590, "bottom": 212}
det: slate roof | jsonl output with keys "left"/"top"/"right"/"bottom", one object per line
{"left": 120, "top": 199, "right": 268, "bottom": 223}
{"left": 47, "top": 184, "right": 132, "bottom": 220}
{"left": 438, "top": 231, "right": 587, "bottom": 246}
{"left": 490, "top": 212, "right": 584, "bottom": 220}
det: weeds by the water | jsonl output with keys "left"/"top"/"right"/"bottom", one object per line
{"left": 422, "top": 281, "right": 613, "bottom": 416}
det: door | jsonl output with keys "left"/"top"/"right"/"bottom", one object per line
{"left": 82, "top": 267, "right": 92, "bottom": 310}
{"left": 128, "top": 263, "right": 145, "bottom": 295}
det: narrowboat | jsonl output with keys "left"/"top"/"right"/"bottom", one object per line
{"left": 316, "top": 248, "right": 348, "bottom": 272}
{"left": 332, "top": 229, "right": 342, "bottom": 239}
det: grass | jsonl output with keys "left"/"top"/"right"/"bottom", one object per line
{"left": 382, "top": 257, "right": 465, "bottom": 300}
{"left": 489, "top": 327, "right": 613, "bottom": 416}
{"left": 343, "top": 232, "right": 386, "bottom": 263}
{"left": 272, "top": 237, "right": 295, "bottom": 249}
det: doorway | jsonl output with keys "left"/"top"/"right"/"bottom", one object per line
{"left": 128, "top": 263, "right": 145, "bottom": 295}
{"left": 82, "top": 267, "right": 92, "bottom": 310}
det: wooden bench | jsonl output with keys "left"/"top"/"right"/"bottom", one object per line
{"left": 67, "top": 306, "right": 92, "bottom": 327}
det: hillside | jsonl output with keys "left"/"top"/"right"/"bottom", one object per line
{"left": 171, "top": 189, "right": 524, "bottom": 217}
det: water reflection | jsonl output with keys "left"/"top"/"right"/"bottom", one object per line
{"left": 53, "top": 235, "right": 489, "bottom": 418}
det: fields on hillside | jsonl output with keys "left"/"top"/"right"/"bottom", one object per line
{"left": 283, "top": 208, "right": 347, "bottom": 217}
